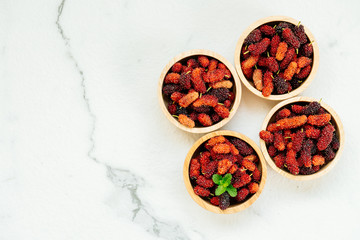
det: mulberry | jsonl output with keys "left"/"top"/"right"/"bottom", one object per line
{"left": 167, "top": 103, "right": 177, "bottom": 115}
{"left": 235, "top": 188, "right": 249, "bottom": 202}
{"left": 219, "top": 192, "right": 230, "bottom": 210}
{"left": 312, "top": 155, "right": 325, "bottom": 166}
{"left": 189, "top": 158, "right": 200, "bottom": 179}
{"left": 207, "top": 136, "right": 226, "bottom": 147}
{"left": 259, "top": 130, "right": 274, "bottom": 144}
{"left": 210, "top": 80, "right": 233, "bottom": 89}
{"left": 286, "top": 149, "right": 299, "bottom": 175}
{"left": 198, "top": 113, "right": 212, "bottom": 127}
{"left": 266, "top": 57, "right": 279, "bottom": 72}
{"left": 179, "top": 72, "right": 191, "bottom": 89}
{"left": 253, "top": 167, "right": 261, "bottom": 182}
{"left": 273, "top": 76, "right": 288, "bottom": 94}
{"left": 268, "top": 145, "right": 277, "bottom": 157}
{"left": 209, "top": 88, "right": 230, "bottom": 102}
{"left": 280, "top": 47, "right": 296, "bottom": 70}
{"left": 172, "top": 62, "right": 182, "bottom": 73}
{"left": 242, "top": 159, "right": 256, "bottom": 171}
{"left": 231, "top": 138, "right": 254, "bottom": 155}
{"left": 191, "top": 68, "right": 206, "bottom": 93}
{"left": 249, "top": 38, "right": 271, "bottom": 56}
{"left": 301, "top": 43, "right": 313, "bottom": 57}
{"left": 244, "top": 29, "right": 262, "bottom": 44}
{"left": 276, "top": 42, "right": 288, "bottom": 61}
{"left": 202, "top": 161, "right": 217, "bottom": 179}
{"left": 162, "top": 84, "right": 181, "bottom": 96}
{"left": 248, "top": 182, "right": 259, "bottom": 194}
{"left": 178, "top": 114, "right": 195, "bottom": 128}
{"left": 214, "top": 104, "right": 230, "bottom": 118}
{"left": 317, "top": 124, "right": 335, "bottom": 151}
{"left": 282, "top": 28, "right": 300, "bottom": 49}
{"left": 260, "top": 25, "right": 275, "bottom": 36}
{"left": 217, "top": 159, "right": 233, "bottom": 175}
{"left": 307, "top": 114, "right": 331, "bottom": 126}
{"left": 296, "top": 57, "right": 312, "bottom": 68}
{"left": 323, "top": 146, "right": 336, "bottom": 161}
{"left": 241, "top": 55, "right": 259, "bottom": 69}
{"left": 178, "top": 92, "right": 199, "bottom": 108}
{"left": 295, "top": 65, "right": 311, "bottom": 79}
{"left": 233, "top": 173, "right": 251, "bottom": 188}
{"left": 210, "top": 196, "right": 220, "bottom": 206}
{"left": 291, "top": 129, "right": 306, "bottom": 153}
{"left": 187, "top": 58, "right": 199, "bottom": 68}
{"left": 270, "top": 35, "right": 281, "bottom": 57}
{"left": 276, "top": 22, "right": 291, "bottom": 34}
{"left": 170, "top": 92, "right": 185, "bottom": 103}
{"left": 193, "top": 95, "right": 218, "bottom": 108}
{"left": 211, "top": 113, "right": 220, "bottom": 123}
{"left": 274, "top": 153, "right": 286, "bottom": 168}
{"left": 294, "top": 24, "right": 308, "bottom": 44}
{"left": 208, "top": 69, "right": 225, "bottom": 82}
{"left": 284, "top": 61, "right": 298, "bottom": 80}
{"left": 300, "top": 139, "right": 314, "bottom": 168}
{"left": 198, "top": 56, "right": 209, "bottom": 68}
{"left": 304, "top": 125, "right": 321, "bottom": 139}
{"left": 213, "top": 144, "right": 231, "bottom": 154}
{"left": 274, "top": 131, "right": 285, "bottom": 151}
{"left": 165, "top": 73, "right": 180, "bottom": 84}
{"left": 196, "top": 175, "right": 214, "bottom": 188}
{"left": 208, "top": 59, "right": 218, "bottom": 71}
{"left": 253, "top": 69, "right": 263, "bottom": 91}
{"left": 331, "top": 134, "right": 340, "bottom": 150}
{"left": 302, "top": 101, "right": 321, "bottom": 115}
{"left": 194, "top": 185, "right": 210, "bottom": 197}
{"left": 276, "top": 108, "right": 291, "bottom": 121}
{"left": 262, "top": 71, "right": 274, "bottom": 97}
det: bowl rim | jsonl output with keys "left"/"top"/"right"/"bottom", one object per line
{"left": 158, "top": 49, "right": 242, "bottom": 133}
{"left": 260, "top": 96, "right": 345, "bottom": 180}
{"left": 183, "top": 130, "right": 267, "bottom": 214}
{"left": 234, "top": 15, "right": 319, "bottom": 101}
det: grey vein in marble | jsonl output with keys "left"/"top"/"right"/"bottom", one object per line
{"left": 55, "top": 1, "right": 194, "bottom": 239}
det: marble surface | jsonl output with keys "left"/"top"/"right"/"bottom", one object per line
{"left": 1, "top": 0, "right": 360, "bottom": 239}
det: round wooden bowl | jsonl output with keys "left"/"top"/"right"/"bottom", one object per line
{"left": 183, "top": 130, "right": 267, "bottom": 214}
{"left": 158, "top": 49, "right": 242, "bottom": 133}
{"left": 260, "top": 96, "right": 344, "bottom": 180}
{"left": 234, "top": 16, "right": 319, "bottom": 101}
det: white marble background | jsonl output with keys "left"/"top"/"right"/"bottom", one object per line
{"left": 1, "top": 0, "right": 360, "bottom": 239}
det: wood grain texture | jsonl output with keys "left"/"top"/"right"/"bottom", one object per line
{"left": 158, "top": 49, "right": 242, "bottom": 133}
{"left": 234, "top": 16, "right": 319, "bottom": 101}
{"left": 260, "top": 96, "right": 344, "bottom": 180}
{"left": 183, "top": 130, "right": 267, "bottom": 214}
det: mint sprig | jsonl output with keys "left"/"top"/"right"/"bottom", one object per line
{"left": 212, "top": 173, "right": 237, "bottom": 197}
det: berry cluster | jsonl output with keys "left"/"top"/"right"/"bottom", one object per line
{"left": 189, "top": 135, "right": 262, "bottom": 210}
{"left": 241, "top": 21, "right": 314, "bottom": 97}
{"left": 259, "top": 101, "right": 339, "bottom": 175}
{"left": 162, "top": 56, "right": 235, "bottom": 128}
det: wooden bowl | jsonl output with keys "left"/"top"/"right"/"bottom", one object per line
{"left": 158, "top": 49, "right": 242, "bottom": 133}
{"left": 234, "top": 16, "right": 319, "bottom": 101}
{"left": 260, "top": 96, "right": 344, "bottom": 180}
{"left": 183, "top": 130, "right": 267, "bottom": 214}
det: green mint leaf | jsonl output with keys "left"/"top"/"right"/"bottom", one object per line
{"left": 212, "top": 174, "right": 222, "bottom": 185}
{"left": 226, "top": 185, "right": 237, "bottom": 197}
{"left": 215, "top": 185, "right": 226, "bottom": 196}
{"left": 222, "top": 173, "right": 232, "bottom": 187}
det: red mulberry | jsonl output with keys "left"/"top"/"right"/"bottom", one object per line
{"left": 194, "top": 185, "right": 210, "bottom": 197}
{"left": 202, "top": 161, "right": 217, "bottom": 179}
{"left": 291, "top": 129, "right": 305, "bottom": 153}
{"left": 172, "top": 62, "right": 182, "bottom": 73}
{"left": 282, "top": 28, "right": 300, "bottom": 49}
{"left": 248, "top": 182, "right": 259, "bottom": 194}
{"left": 242, "top": 159, "right": 256, "bottom": 171}
{"left": 262, "top": 71, "right": 274, "bottom": 97}
{"left": 260, "top": 25, "right": 275, "bottom": 36}
{"left": 197, "top": 113, "right": 212, "bottom": 126}
{"left": 214, "top": 104, "right": 230, "bottom": 119}
{"left": 210, "top": 197, "right": 220, "bottom": 206}
{"left": 284, "top": 61, "right": 298, "bottom": 80}
{"left": 217, "top": 159, "right": 232, "bottom": 175}
{"left": 312, "top": 155, "right": 325, "bottom": 166}
{"left": 189, "top": 158, "right": 200, "bottom": 179}
{"left": 187, "top": 58, "right": 199, "bottom": 68}
{"left": 249, "top": 38, "right": 271, "bottom": 56}
{"left": 280, "top": 47, "right": 296, "bottom": 70}
{"left": 307, "top": 114, "right": 331, "bottom": 126}
{"left": 167, "top": 103, "right": 177, "bottom": 115}
{"left": 196, "top": 175, "right": 214, "bottom": 188}
{"left": 268, "top": 145, "right": 277, "bottom": 157}
{"left": 305, "top": 125, "right": 321, "bottom": 139}
{"left": 270, "top": 35, "right": 281, "bottom": 57}
{"left": 235, "top": 188, "right": 249, "bottom": 202}
{"left": 193, "top": 95, "right": 218, "bottom": 108}
{"left": 253, "top": 68, "right": 263, "bottom": 91}
{"left": 274, "top": 153, "right": 286, "bottom": 168}
{"left": 266, "top": 57, "right": 279, "bottom": 72}
{"left": 276, "top": 42, "right": 288, "bottom": 61}
{"left": 300, "top": 139, "right": 314, "bottom": 168}
{"left": 317, "top": 124, "right": 335, "bottom": 151}
{"left": 276, "top": 108, "right": 291, "bottom": 121}
{"left": 295, "top": 65, "right": 311, "bottom": 79}
{"left": 274, "top": 131, "right": 285, "bottom": 151}
{"left": 244, "top": 29, "right": 262, "bottom": 44}
{"left": 296, "top": 57, "right": 312, "bottom": 68}
{"left": 198, "top": 56, "right": 209, "bottom": 68}
{"left": 178, "top": 92, "right": 199, "bottom": 108}
{"left": 253, "top": 167, "right": 261, "bottom": 182}
{"left": 208, "top": 59, "right": 218, "bottom": 71}
{"left": 191, "top": 68, "right": 206, "bottom": 93}
{"left": 241, "top": 55, "right": 259, "bottom": 69}
{"left": 259, "top": 130, "right": 274, "bottom": 144}
{"left": 165, "top": 73, "right": 180, "bottom": 84}
{"left": 286, "top": 149, "right": 299, "bottom": 175}
{"left": 178, "top": 114, "right": 195, "bottom": 128}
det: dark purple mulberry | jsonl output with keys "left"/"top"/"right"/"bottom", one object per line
{"left": 209, "top": 88, "right": 230, "bottom": 102}
{"left": 162, "top": 84, "right": 182, "bottom": 96}
{"left": 231, "top": 138, "right": 254, "bottom": 155}
{"left": 273, "top": 76, "right": 288, "bottom": 94}
{"left": 219, "top": 192, "right": 230, "bottom": 210}
{"left": 302, "top": 101, "right": 321, "bottom": 115}
{"left": 244, "top": 29, "right": 262, "bottom": 44}
{"left": 179, "top": 72, "right": 191, "bottom": 89}
{"left": 294, "top": 24, "right": 308, "bottom": 44}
